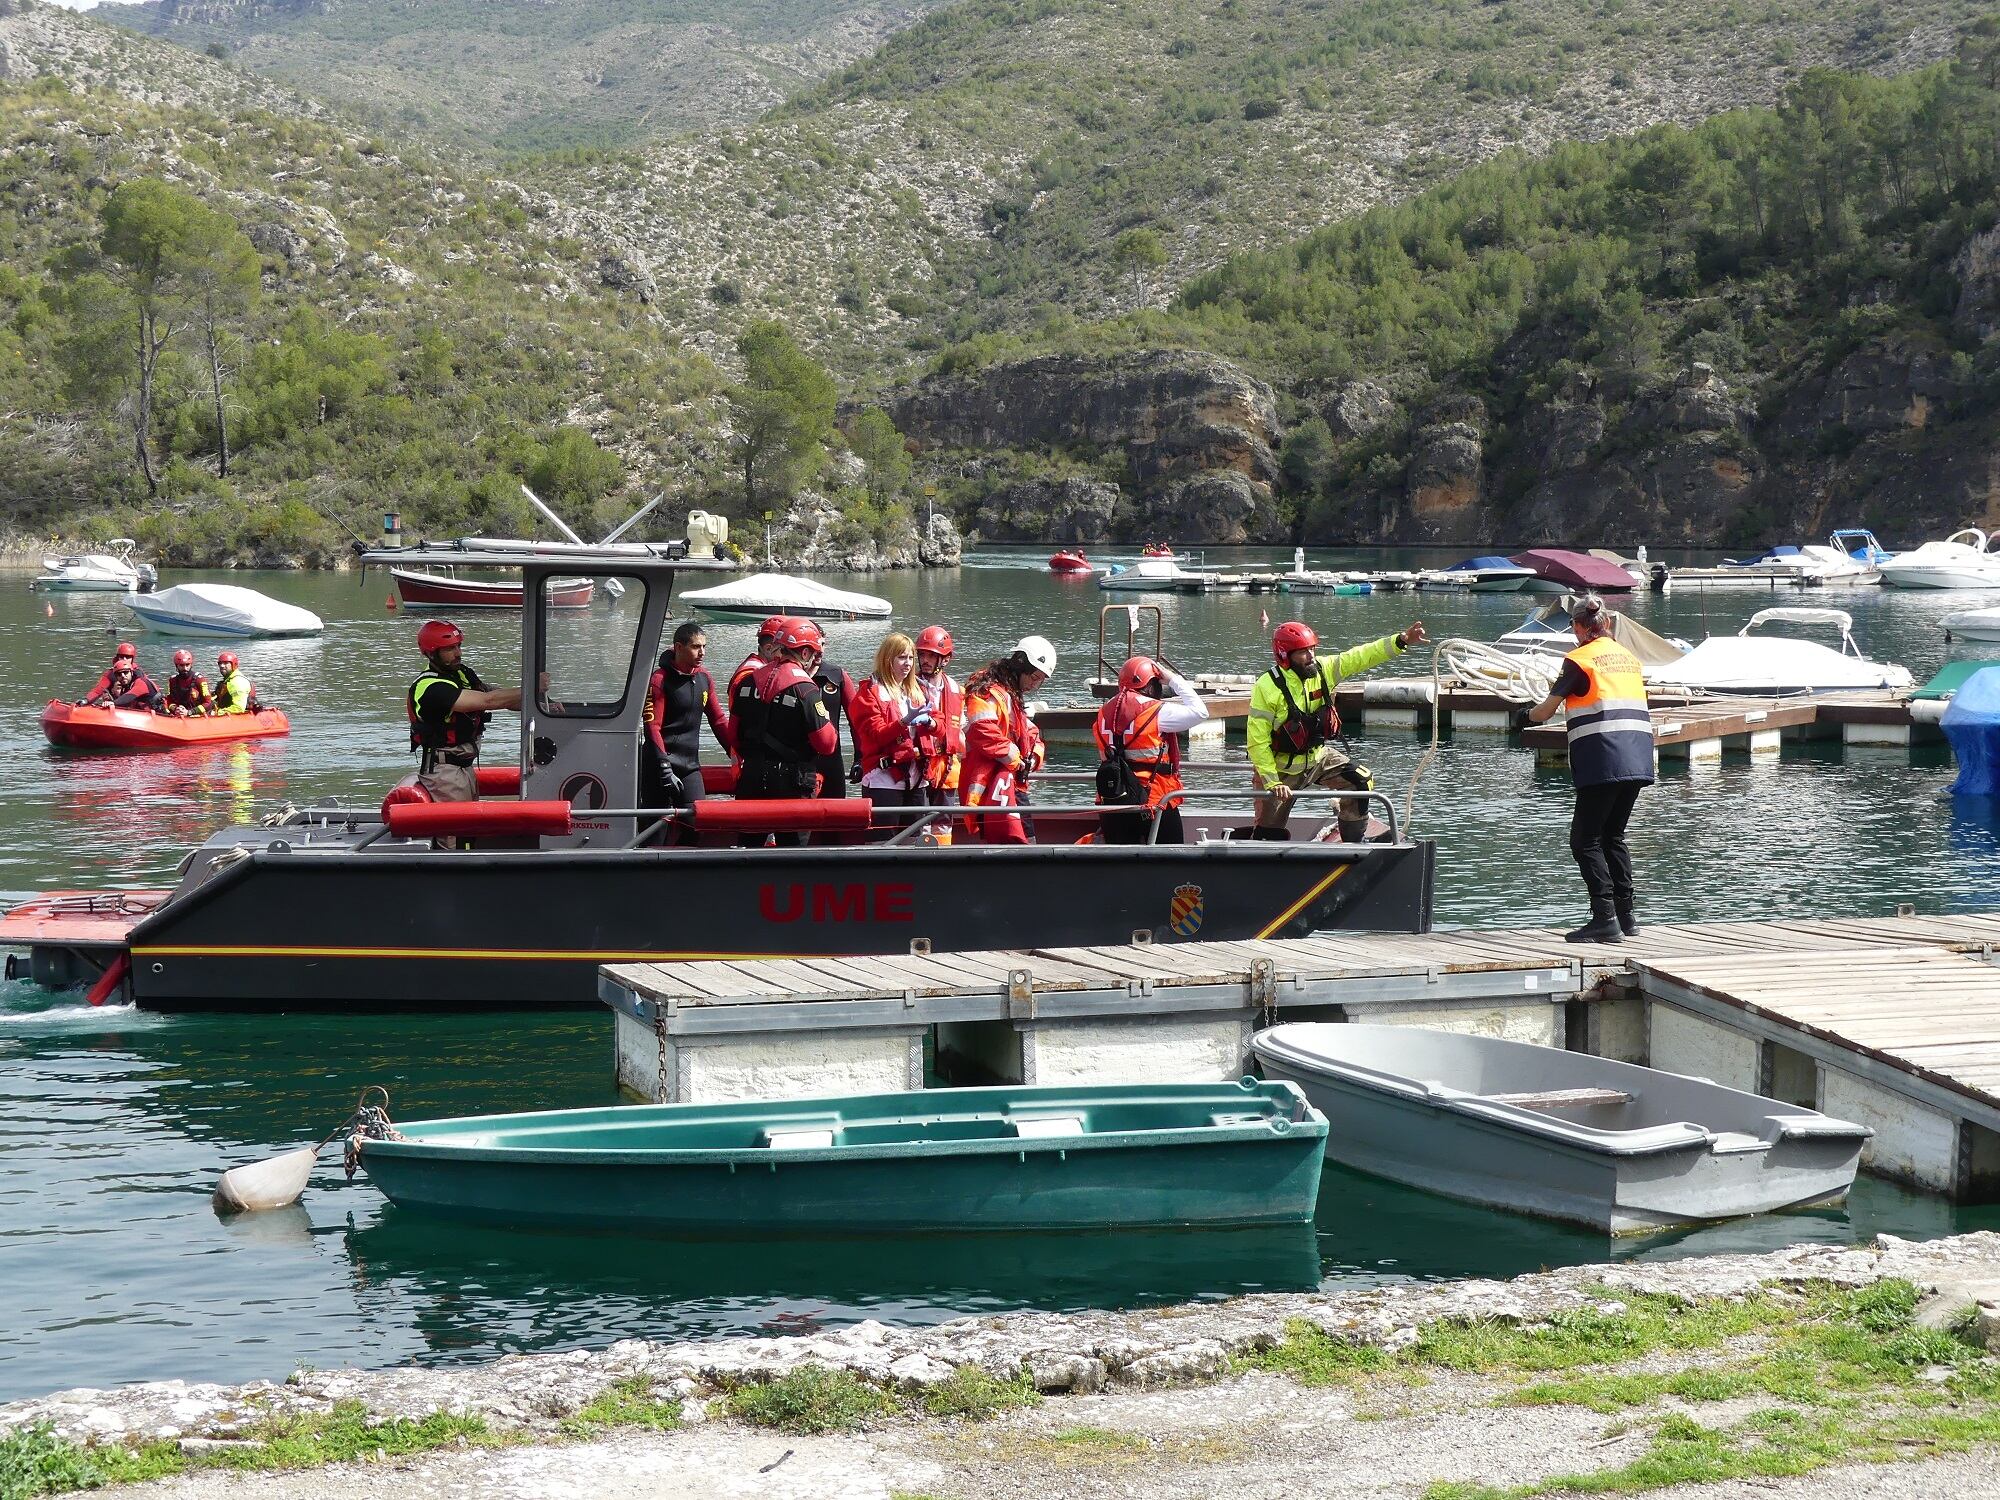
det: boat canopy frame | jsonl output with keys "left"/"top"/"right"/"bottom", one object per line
{"left": 1741, "top": 606, "right": 1863, "bottom": 658}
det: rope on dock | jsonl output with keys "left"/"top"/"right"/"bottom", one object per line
{"left": 1402, "top": 640, "right": 1558, "bottom": 836}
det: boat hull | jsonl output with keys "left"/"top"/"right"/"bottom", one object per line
{"left": 39, "top": 701, "right": 290, "bottom": 751}
{"left": 360, "top": 1082, "right": 1328, "bottom": 1232}
{"left": 1879, "top": 568, "right": 2000, "bottom": 589}
{"left": 391, "top": 569, "right": 594, "bottom": 609}
{"left": 1253, "top": 1025, "right": 1867, "bottom": 1235}
{"left": 118, "top": 838, "right": 1433, "bottom": 1010}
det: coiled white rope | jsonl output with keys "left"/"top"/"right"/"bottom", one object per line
{"left": 1402, "top": 639, "right": 1561, "bottom": 836}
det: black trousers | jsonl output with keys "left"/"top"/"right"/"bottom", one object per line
{"left": 1569, "top": 780, "right": 1644, "bottom": 919}
{"left": 1099, "top": 804, "right": 1184, "bottom": 845}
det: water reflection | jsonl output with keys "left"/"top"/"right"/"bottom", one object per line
{"left": 341, "top": 1212, "right": 1322, "bottom": 1362}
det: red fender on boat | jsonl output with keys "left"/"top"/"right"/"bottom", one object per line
{"left": 687, "top": 798, "right": 871, "bottom": 834}
{"left": 384, "top": 800, "right": 575, "bottom": 839}
{"left": 87, "top": 951, "right": 131, "bottom": 1007}
{"left": 380, "top": 766, "right": 522, "bottom": 820}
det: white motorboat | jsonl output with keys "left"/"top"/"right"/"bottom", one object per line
{"left": 1831, "top": 528, "right": 1895, "bottom": 565}
{"left": 1944, "top": 606, "right": 2000, "bottom": 644}
{"left": 1647, "top": 607, "right": 1912, "bottom": 695}
{"left": 1877, "top": 528, "right": 2000, "bottom": 590}
{"left": 678, "top": 571, "right": 892, "bottom": 622}
{"left": 1435, "top": 555, "right": 1538, "bottom": 592}
{"left": 1250, "top": 1023, "right": 1869, "bottom": 1235}
{"left": 1700, "top": 542, "right": 1878, "bottom": 586}
{"left": 1096, "top": 556, "right": 1224, "bottom": 593}
{"left": 31, "top": 538, "right": 156, "bottom": 593}
{"left": 123, "top": 583, "right": 324, "bottom": 639}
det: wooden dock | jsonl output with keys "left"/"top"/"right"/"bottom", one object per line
{"left": 600, "top": 911, "right": 2000, "bottom": 1200}
{"left": 1038, "top": 681, "right": 1941, "bottom": 753}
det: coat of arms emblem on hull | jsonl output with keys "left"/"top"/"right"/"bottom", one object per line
{"left": 1168, "top": 883, "right": 1204, "bottom": 938}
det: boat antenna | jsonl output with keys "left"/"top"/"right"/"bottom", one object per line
{"left": 522, "top": 483, "right": 626, "bottom": 598}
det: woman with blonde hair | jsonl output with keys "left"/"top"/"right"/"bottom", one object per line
{"left": 850, "top": 631, "right": 939, "bottom": 828}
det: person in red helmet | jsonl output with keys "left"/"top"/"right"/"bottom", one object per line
{"left": 736, "top": 618, "right": 839, "bottom": 845}
{"left": 1247, "top": 617, "right": 1426, "bottom": 842}
{"left": 163, "top": 648, "right": 213, "bottom": 717}
{"left": 1092, "top": 655, "right": 1208, "bottom": 844}
{"left": 210, "top": 650, "right": 258, "bottom": 715}
{"left": 407, "top": 619, "right": 523, "bottom": 805}
{"left": 726, "top": 615, "right": 790, "bottom": 769}
{"left": 913, "top": 625, "right": 965, "bottom": 834}
{"left": 78, "top": 642, "right": 162, "bottom": 712}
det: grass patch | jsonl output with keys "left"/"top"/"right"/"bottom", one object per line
{"left": 559, "top": 1377, "right": 684, "bottom": 1438}
{"left": 0, "top": 1402, "right": 517, "bottom": 1499}
{"left": 724, "top": 1367, "right": 898, "bottom": 1434}
{"left": 1, "top": 1425, "right": 114, "bottom": 1500}
{"left": 1415, "top": 1281, "right": 2000, "bottom": 1499}
{"left": 919, "top": 1367, "right": 1040, "bottom": 1421}
{"left": 1236, "top": 1320, "right": 1391, "bottom": 1385}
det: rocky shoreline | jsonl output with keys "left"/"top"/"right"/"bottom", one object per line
{"left": 6, "top": 1232, "right": 1997, "bottom": 1463}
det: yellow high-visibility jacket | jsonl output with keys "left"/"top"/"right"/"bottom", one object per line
{"left": 1246, "top": 635, "right": 1404, "bottom": 787}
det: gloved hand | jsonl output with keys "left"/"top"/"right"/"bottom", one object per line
{"left": 656, "top": 762, "right": 685, "bottom": 804}
{"left": 903, "top": 704, "right": 934, "bottom": 727}
{"left": 1507, "top": 706, "right": 1534, "bottom": 733}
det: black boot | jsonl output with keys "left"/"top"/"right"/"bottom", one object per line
{"left": 1615, "top": 906, "right": 1641, "bottom": 937}
{"left": 1565, "top": 915, "right": 1623, "bottom": 945}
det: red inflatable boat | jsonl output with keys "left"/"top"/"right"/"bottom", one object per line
{"left": 1049, "top": 550, "right": 1093, "bottom": 573}
{"left": 41, "top": 701, "right": 291, "bottom": 751}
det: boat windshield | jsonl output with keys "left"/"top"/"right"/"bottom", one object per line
{"left": 539, "top": 575, "right": 649, "bottom": 717}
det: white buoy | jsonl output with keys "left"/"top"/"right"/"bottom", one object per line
{"left": 213, "top": 1145, "right": 320, "bottom": 1214}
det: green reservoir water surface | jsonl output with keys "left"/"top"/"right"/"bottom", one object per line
{"left": 4, "top": 546, "right": 2000, "bottom": 1401}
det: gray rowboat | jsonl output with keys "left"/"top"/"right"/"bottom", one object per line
{"left": 1250, "top": 1023, "right": 1870, "bottom": 1235}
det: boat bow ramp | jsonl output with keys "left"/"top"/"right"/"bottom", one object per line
{"left": 602, "top": 912, "right": 2000, "bottom": 1202}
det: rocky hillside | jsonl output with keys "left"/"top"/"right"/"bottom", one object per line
{"left": 521, "top": 0, "right": 1980, "bottom": 383}
{"left": 0, "top": 2, "right": 740, "bottom": 561}
{"left": 895, "top": 31, "right": 2000, "bottom": 549}
{"left": 113, "top": 0, "right": 937, "bottom": 152}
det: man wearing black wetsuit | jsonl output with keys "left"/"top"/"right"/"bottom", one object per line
{"left": 642, "top": 621, "right": 733, "bottom": 807}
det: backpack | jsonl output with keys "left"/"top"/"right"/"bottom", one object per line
{"left": 1095, "top": 697, "right": 1147, "bottom": 805}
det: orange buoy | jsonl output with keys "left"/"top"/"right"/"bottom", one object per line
{"left": 385, "top": 594, "right": 398, "bottom": 611}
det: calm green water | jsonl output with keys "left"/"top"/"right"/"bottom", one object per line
{"left": 4, "top": 547, "right": 2000, "bottom": 1401}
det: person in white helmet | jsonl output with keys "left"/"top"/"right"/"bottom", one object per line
{"left": 958, "top": 635, "right": 1055, "bottom": 844}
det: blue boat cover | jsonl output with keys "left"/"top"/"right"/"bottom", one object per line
{"left": 1726, "top": 546, "right": 1803, "bottom": 565}
{"left": 1944, "top": 666, "right": 2000, "bottom": 796}
{"left": 1448, "top": 555, "right": 1518, "bottom": 571}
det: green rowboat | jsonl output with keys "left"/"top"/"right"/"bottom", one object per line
{"left": 360, "top": 1080, "right": 1327, "bottom": 1233}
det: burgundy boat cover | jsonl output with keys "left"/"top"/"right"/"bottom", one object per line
{"left": 1509, "top": 549, "right": 1637, "bottom": 592}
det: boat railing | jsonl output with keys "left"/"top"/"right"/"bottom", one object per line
{"left": 267, "top": 781, "right": 1403, "bottom": 849}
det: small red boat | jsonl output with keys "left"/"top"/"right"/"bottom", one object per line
{"left": 1141, "top": 544, "right": 1177, "bottom": 559}
{"left": 41, "top": 701, "right": 291, "bottom": 751}
{"left": 1049, "top": 550, "right": 1093, "bottom": 574}
{"left": 392, "top": 568, "right": 595, "bottom": 610}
